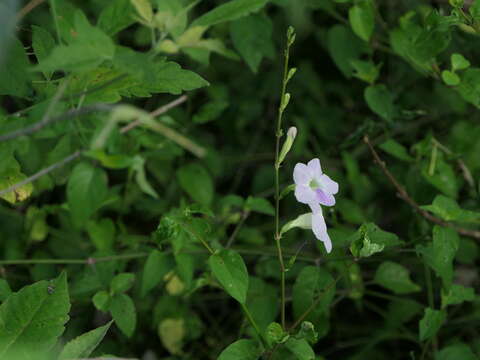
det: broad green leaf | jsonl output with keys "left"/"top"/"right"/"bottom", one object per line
{"left": 34, "top": 11, "right": 115, "bottom": 73}
{"left": 177, "top": 163, "right": 214, "bottom": 205}
{"left": 284, "top": 337, "right": 315, "bottom": 360}
{"left": 92, "top": 290, "right": 110, "bottom": 312}
{"left": 326, "top": 25, "right": 366, "bottom": 78}
{"left": 436, "top": 343, "right": 477, "bottom": 360}
{"left": 292, "top": 266, "right": 335, "bottom": 324}
{"left": 158, "top": 318, "right": 185, "bottom": 355}
{"left": 230, "top": 14, "right": 274, "bottom": 72}
{"left": 451, "top": 53, "right": 470, "bottom": 71}
{"left": 351, "top": 59, "right": 380, "bottom": 84}
{"left": 442, "top": 70, "right": 460, "bottom": 86}
{"left": 109, "top": 293, "right": 136, "bottom": 337}
{"left": 209, "top": 249, "right": 249, "bottom": 304}
{"left": 148, "top": 61, "right": 209, "bottom": 94}
{"left": 441, "top": 284, "right": 475, "bottom": 308}
{"left": 421, "top": 195, "right": 480, "bottom": 223}
{"left": 67, "top": 162, "right": 108, "bottom": 228}
{"left": 374, "top": 261, "right": 421, "bottom": 294}
{"left": 131, "top": 0, "right": 153, "bottom": 23}
{"left": 0, "top": 279, "right": 12, "bottom": 302}
{"left": 0, "top": 37, "right": 30, "bottom": 97}
{"left": 86, "top": 218, "right": 115, "bottom": 251}
{"left": 364, "top": 84, "right": 395, "bottom": 122}
{"left": 98, "top": 0, "right": 136, "bottom": 35}
{"left": 419, "top": 308, "right": 446, "bottom": 341}
{"left": 379, "top": 139, "right": 414, "bottom": 162}
{"left": 58, "top": 321, "right": 112, "bottom": 360}
{"left": 348, "top": 2, "right": 375, "bottom": 42}
{"left": 110, "top": 273, "right": 135, "bottom": 294}
{"left": 421, "top": 155, "right": 458, "bottom": 198}
{"left": 141, "top": 250, "right": 175, "bottom": 297}
{"left": 386, "top": 299, "right": 423, "bottom": 329}
{"left": 31, "top": 26, "right": 55, "bottom": 80}
{"left": 192, "top": 0, "right": 269, "bottom": 28}
{"left": 245, "top": 196, "right": 274, "bottom": 215}
{"left": 281, "top": 213, "right": 313, "bottom": 236}
{"left": 349, "top": 223, "right": 400, "bottom": 258}
{"left": 0, "top": 272, "right": 70, "bottom": 358}
{"left": 457, "top": 68, "right": 480, "bottom": 108}
{"left": 218, "top": 339, "right": 261, "bottom": 360}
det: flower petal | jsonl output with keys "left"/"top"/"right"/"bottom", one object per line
{"left": 312, "top": 211, "right": 332, "bottom": 253}
{"left": 308, "top": 201, "right": 321, "bottom": 214}
{"left": 307, "top": 158, "right": 322, "bottom": 177}
{"left": 293, "top": 163, "right": 310, "bottom": 185}
{"left": 319, "top": 174, "right": 339, "bottom": 195}
{"left": 295, "top": 185, "right": 317, "bottom": 204}
{"left": 315, "top": 188, "right": 336, "bottom": 206}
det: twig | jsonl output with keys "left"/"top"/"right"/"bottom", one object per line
{"left": 0, "top": 104, "right": 113, "bottom": 142}
{"left": 120, "top": 95, "right": 187, "bottom": 133}
{"left": 16, "top": 0, "right": 46, "bottom": 20}
{"left": 0, "top": 151, "right": 81, "bottom": 198}
{"left": 0, "top": 252, "right": 148, "bottom": 266}
{"left": 363, "top": 135, "right": 480, "bottom": 240}
{"left": 226, "top": 211, "right": 250, "bottom": 248}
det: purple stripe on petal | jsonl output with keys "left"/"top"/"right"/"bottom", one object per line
{"left": 315, "top": 188, "right": 335, "bottom": 206}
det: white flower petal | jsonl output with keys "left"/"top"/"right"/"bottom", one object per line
{"left": 307, "top": 158, "right": 322, "bottom": 177}
{"left": 319, "top": 174, "right": 339, "bottom": 195}
{"left": 293, "top": 163, "right": 311, "bottom": 185}
{"left": 294, "top": 185, "right": 317, "bottom": 204}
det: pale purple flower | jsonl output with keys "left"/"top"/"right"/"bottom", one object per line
{"left": 293, "top": 158, "right": 339, "bottom": 253}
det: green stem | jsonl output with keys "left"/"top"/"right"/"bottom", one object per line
{"left": 241, "top": 303, "right": 268, "bottom": 349}
{"left": 274, "top": 35, "right": 292, "bottom": 330}
{"left": 0, "top": 253, "right": 148, "bottom": 265}
{"left": 49, "top": 0, "right": 61, "bottom": 45}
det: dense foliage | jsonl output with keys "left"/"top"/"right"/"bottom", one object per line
{"left": 1, "top": 0, "right": 480, "bottom": 359}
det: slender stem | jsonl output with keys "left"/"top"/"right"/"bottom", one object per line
{"left": 49, "top": 0, "right": 61, "bottom": 44}
{"left": 274, "top": 35, "right": 292, "bottom": 330}
{"left": 0, "top": 253, "right": 148, "bottom": 265}
{"left": 241, "top": 303, "right": 268, "bottom": 348}
{"left": 424, "top": 263, "right": 438, "bottom": 355}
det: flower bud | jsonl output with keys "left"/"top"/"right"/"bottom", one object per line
{"left": 277, "top": 126, "right": 297, "bottom": 167}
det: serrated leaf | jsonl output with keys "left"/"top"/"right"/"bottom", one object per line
{"left": 109, "top": 293, "right": 136, "bottom": 337}
{"left": 374, "top": 261, "right": 421, "bottom": 294}
{"left": 58, "top": 321, "right": 112, "bottom": 360}
{"left": 209, "top": 249, "right": 249, "bottom": 304}
{"left": 419, "top": 308, "right": 446, "bottom": 341}
{"left": 218, "top": 339, "right": 261, "bottom": 360}
{"left": 0, "top": 272, "right": 70, "bottom": 359}
{"left": 98, "top": 0, "right": 136, "bottom": 35}
{"left": 192, "top": 0, "right": 269, "bottom": 28}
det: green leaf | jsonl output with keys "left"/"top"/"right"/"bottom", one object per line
{"left": 192, "top": 100, "right": 228, "bottom": 124}
{"left": 209, "top": 249, "right": 249, "bottom": 304}
{"left": 421, "top": 195, "right": 480, "bottom": 224}
{"left": 442, "top": 70, "right": 460, "bottom": 86}
{"left": 351, "top": 59, "right": 380, "bottom": 84}
{"left": 0, "top": 38, "right": 31, "bottom": 97}
{"left": 141, "top": 250, "right": 175, "bottom": 297}
{"left": 292, "top": 266, "right": 335, "bottom": 324}
{"left": 421, "top": 155, "right": 458, "bottom": 198}
{"left": 109, "top": 293, "right": 136, "bottom": 337}
{"left": 177, "top": 163, "right": 214, "bottom": 205}
{"left": 379, "top": 139, "right": 414, "bottom": 162}
{"left": 436, "top": 343, "right": 477, "bottom": 360}
{"left": 245, "top": 196, "right": 274, "bottom": 216}
{"left": 457, "top": 68, "right": 480, "bottom": 108}
{"left": 92, "top": 290, "right": 110, "bottom": 312}
{"left": 284, "top": 337, "right": 315, "bottom": 360}
{"left": 0, "top": 272, "right": 70, "bottom": 358}
{"left": 98, "top": 0, "right": 136, "bottom": 35}
{"left": 0, "top": 279, "right": 12, "bottom": 302}
{"left": 451, "top": 53, "right": 470, "bottom": 71}
{"left": 148, "top": 61, "right": 209, "bottom": 94}
{"left": 218, "top": 339, "right": 261, "bottom": 360}
{"left": 67, "top": 162, "right": 108, "bottom": 228}
{"left": 131, "top": 0, "right": 153, "bottom": 24}
{"left": 230, "top": 14, "right": 274, "bottom": 73}
{"left": 348, "top": 2, "right": 375, "bottom": 42}
{"left": 349, "top": 223, "right": 400, "bottom": 258}
{"left": 86, "top": 218, "right": 115, "bottom": 251}
{"left": 58, "top": 321, "right": 112, "bottom": 360}
{"left": 34, "top": 11, "right": 115, "bottom": 73}
{"left": 419, "top": 308, "right": 446, "bottom": 341}
{"left": 131, "top": 156, "right": 158, "bottom": 198}
{"left": 441, "top": 284, "right": 475, "bottom": 308}
{"left": 31, "top": 26, "right": 55, "bottom": 80}
{"left": 192, "top": 0, "right": 269, "bottom": 28}
{"left": 374, "top": 261, "right": 421, "bottom": 294}
{"left": 326, "top": 24, "right": 366, "bottom": 78}
{"left": 158, "top": 318, "right": 185, "bottom": 355}
{"left": 266, "top": 322, "right": 289, "bottom": 344}
{"left": 364, "top": 84, "right": 395, "bottom": 122}
{"left": 110, "top": 273, "right": 135, "bottom": 294}
{"left": 281, "top": 213, "right": 313, "bottom": 236}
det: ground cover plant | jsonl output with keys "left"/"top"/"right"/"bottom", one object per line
{"left": 0, "top": 0, "right": 480, "bottom": 359}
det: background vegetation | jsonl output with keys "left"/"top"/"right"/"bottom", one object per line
{"left": 0, "top": 0, "right": 480, "bottom": 359}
